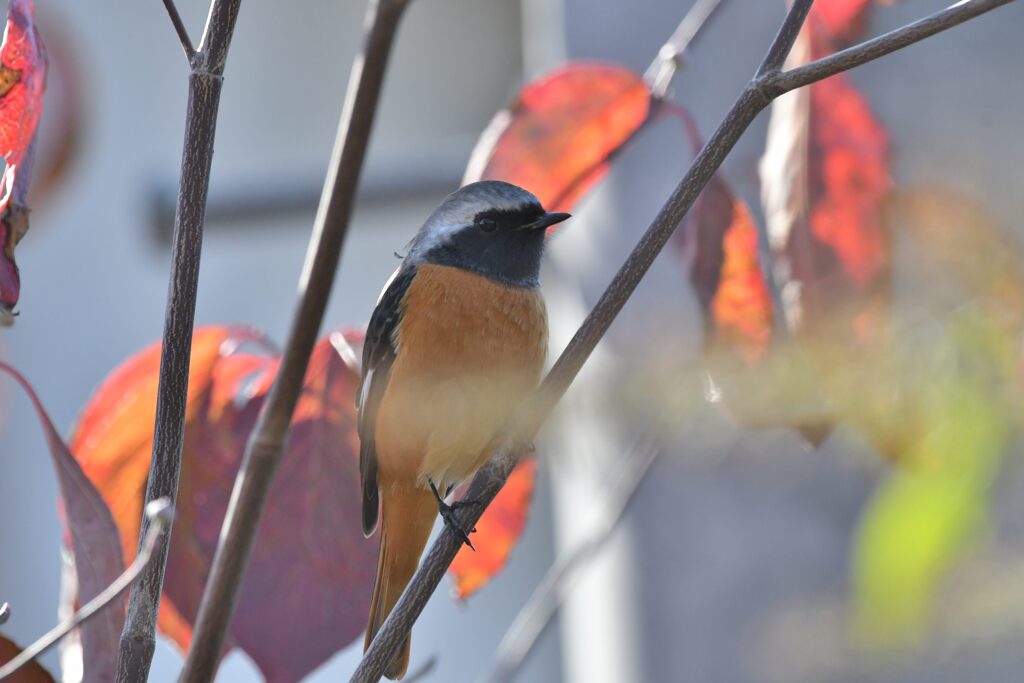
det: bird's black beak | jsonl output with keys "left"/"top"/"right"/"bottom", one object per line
{"left": 522, "top": 211, "right": 571, "bottom": 232}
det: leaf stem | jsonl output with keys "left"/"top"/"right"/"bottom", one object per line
{"left": 352, "top": 0, "right": 1018, "bottom": 679}
{"left": 177, "top": 1, "right": 411, "bottom": 681}
{"left": 0, "top": 501, "right": 174, "bottom": 683}
{"left": 115, "top": 3, "right": 242, "bottom": 681}
{"left": 644, "top": 0, "right": 727, "bottom": 97}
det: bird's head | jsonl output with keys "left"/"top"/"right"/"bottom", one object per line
{"left": 406, "top": 180, "right": 570, "bottom": 287}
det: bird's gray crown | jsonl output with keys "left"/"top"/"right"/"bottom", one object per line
{"left": 406, "top": 181, "right": 543, "bottom": 262}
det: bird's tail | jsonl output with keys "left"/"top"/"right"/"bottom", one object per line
{"left": 364, "top": 484, "right": 437, "bottom": 680}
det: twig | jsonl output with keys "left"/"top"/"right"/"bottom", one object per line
{"left": 0, "top": 603, "right": 9, "bottom": 626}
{"left": 0, "top": 500, "right": 174, "bottom": 682}
{"left": 757, "top": 0, "right": 815, "bottom": 76}
{"left": 766, "top": 0, "right": 1016, "bottom": 95}
{"left": 481, "top": 443, "right": 660, "bottom": 683}
{"left": 116, "top": 3, "right": 242, "bottom": 682}
{"left": 644, "top": 0, "right": 727, "bottom": 97}
{"left": 177, "top": 1, "right": 411, "bottom": 680}
{"left": 352, "top": 0, "right": 1018, "bottom": 679}
{"left": 162, "top": 0, "right": 196, "bottom": 62}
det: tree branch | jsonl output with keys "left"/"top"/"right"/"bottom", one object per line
{"left": 482, "top": 443, "right": 659, "bottom": 683}
{"left": 116, "top": 3, "right": 242, "bottom": 681}
{"left": 644, "top": 0, "right": 727, "bottom": 98}
{"left": 352, "top": 0, "right": 1018, "bottom": 679}
{"left": 177, "top": 1, "right": 411, "bottom": 680}
{"left": 0, "top": 500, "right": 173, "bottom": 683}
{"left": 162, "top": 0, "right": 196, "bottom": 62}
{"left": 767, "top": 0, "right": 1015, "bottom": 95}
{"left": 757, "top": 0, "right": 814, "bottom": 76}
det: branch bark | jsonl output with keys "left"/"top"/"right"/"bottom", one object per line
{"left": 0, "top": 501, "right": 174, "bottom": 682}
{"left": 352, "top": 0, "right": 1016, "bottom": 679}
{"left": 177, "top": 1, "right": 411, "bottom": 680}
{"left": 115, "top": 3, "right": 242, "bottom": 682}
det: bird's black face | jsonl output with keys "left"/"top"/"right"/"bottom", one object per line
{"left": 420, "top": 203, "right": 570, "bottom": 287}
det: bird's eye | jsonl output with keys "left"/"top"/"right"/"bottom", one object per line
{"left": 476, "top": 217, "right": 497, "bottom": 233}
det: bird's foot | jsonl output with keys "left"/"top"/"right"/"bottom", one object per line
{"left": 429, "top": 480, "right": 482, "bottom": 551}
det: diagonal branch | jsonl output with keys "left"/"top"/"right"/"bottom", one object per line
{"left": 767, "top": 0, "right": 1015, "bottom": 95}
{"left": 481, "top": 442, "right": 660, "bottom": 683}
{"left": 352, "top": 0, "right": 1018, "bottom": 679}
{"left": 0, "top": 500, "right": 174, "bottom": 683}
{"left": 177, "top": 1, "right": 412, "bottom": 680}
{"left": 162, "top": 0, "right": 196, "bottom": 62}
{"left": 116, "top": 2, "right": 242, "bottom": 681}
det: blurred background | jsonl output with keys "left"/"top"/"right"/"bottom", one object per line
{"left": 1, "top": 0, "right": 1023, "bottom": 681}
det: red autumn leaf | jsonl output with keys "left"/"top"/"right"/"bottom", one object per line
{"left": 690, "top": 175, "right": 773, "bottom": 365}
{"left": 0, "top": 362, "right": 123, "bottom": 683}
{"left": 809, "top": 0, "right": 875, "bottom": 46}
{"left": 464, "top": 62, "right": 651, "bottom": 212}
{"left": 71, "top": 327, "right": 377, "bottom": 683}
{"left": 759, "top": 17, "right": 890, "bottom": 344}
{"left": 0, "top": 634, "right": 56, "bottom": 683}
{"left": 449, "top": 458, "right": 537, "bottom": 600}
{"left": 667, "top": 102, "right": 775, "bottom": 366}
{"left": 0, "top": 0, "right": 47, "bottom": 325}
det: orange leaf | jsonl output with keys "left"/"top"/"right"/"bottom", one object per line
{"left": 690, "top": 173, "right": 774, "bottom": 365}
{"left": 464, "top": 62, "right": 650, "bottom": 213}
{"left": 449, "top": 458, "right": 537, "bottom": 600}
{"left": 0, "top": 634, "right": 55, "bottom": 683}
{"left": 70, "top": 328, "right": 376, "bottom": 683}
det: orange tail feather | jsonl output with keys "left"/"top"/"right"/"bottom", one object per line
{"left": 364, "top": 483, "right": 437, "bottom": 680}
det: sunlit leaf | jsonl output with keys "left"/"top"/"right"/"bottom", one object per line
{"left": 449, "top": 458, "right": 537, "bottom": 600}
{"left": 71, "top": 328, "right": 377, "bottom": 683}
{"left": 854, "top": 370, "right": 1007, "bottom": 644}
{"left": 464, "top": 62, "right": 650, "bottom": 212}
{"left": 0, "top": 362, "right": 122, "bottom": 683}
{"left": 0, "top": 633, "right": 55, "bottom": 683}
{"left": 0, "top": 0, "right": 47, "bottom": 325}
{"left": 759, "top": 24, "right": 890, "bottom": 343}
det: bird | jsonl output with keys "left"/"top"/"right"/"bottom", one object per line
{"left": 357, "top": 180, "right": 570, "bottom": 679}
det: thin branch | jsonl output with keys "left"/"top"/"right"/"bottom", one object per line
{"left": 757, "top": 0, "right": 815, "bottom": 76}
{"left": 352, "top": 0, "right": 1019, "bottom": 679}
{"left": 767, "top": 0, "right": 1015, "bottom": 95}
{"left": 177, "top": 1, "right": 411, "bottom": 680}
{"left": 116, "top": 2, "right": 242, "bottom": 681}
{"left": 644, "top": 0, "right": 727, "bottom": 97}
{"left": 0, "top": 500, "right": 173, "bottom": 682}
{"left": 162, "top": 0, "right": 196, "bottom": 62}
{"left": 482, "top": 443, "right": 660, "bottom": 683}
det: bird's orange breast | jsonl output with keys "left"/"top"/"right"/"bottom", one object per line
{"left": 375, "top": 264, "right": 547, "bottom": 489}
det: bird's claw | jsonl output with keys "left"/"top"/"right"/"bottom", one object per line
{"left": 429, "top": 481, "right": 481, "bottom": 551}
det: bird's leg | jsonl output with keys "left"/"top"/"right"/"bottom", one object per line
{"left": 429, "top": 480, "right": 482, "bottom": 551}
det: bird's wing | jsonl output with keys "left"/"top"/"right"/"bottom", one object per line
{"left": 357, "top": 265, "right": 417, "bottom": 536}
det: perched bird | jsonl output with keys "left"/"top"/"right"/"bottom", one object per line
{"left": 357, "top": 180, "right": 569, "bottom": 679}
